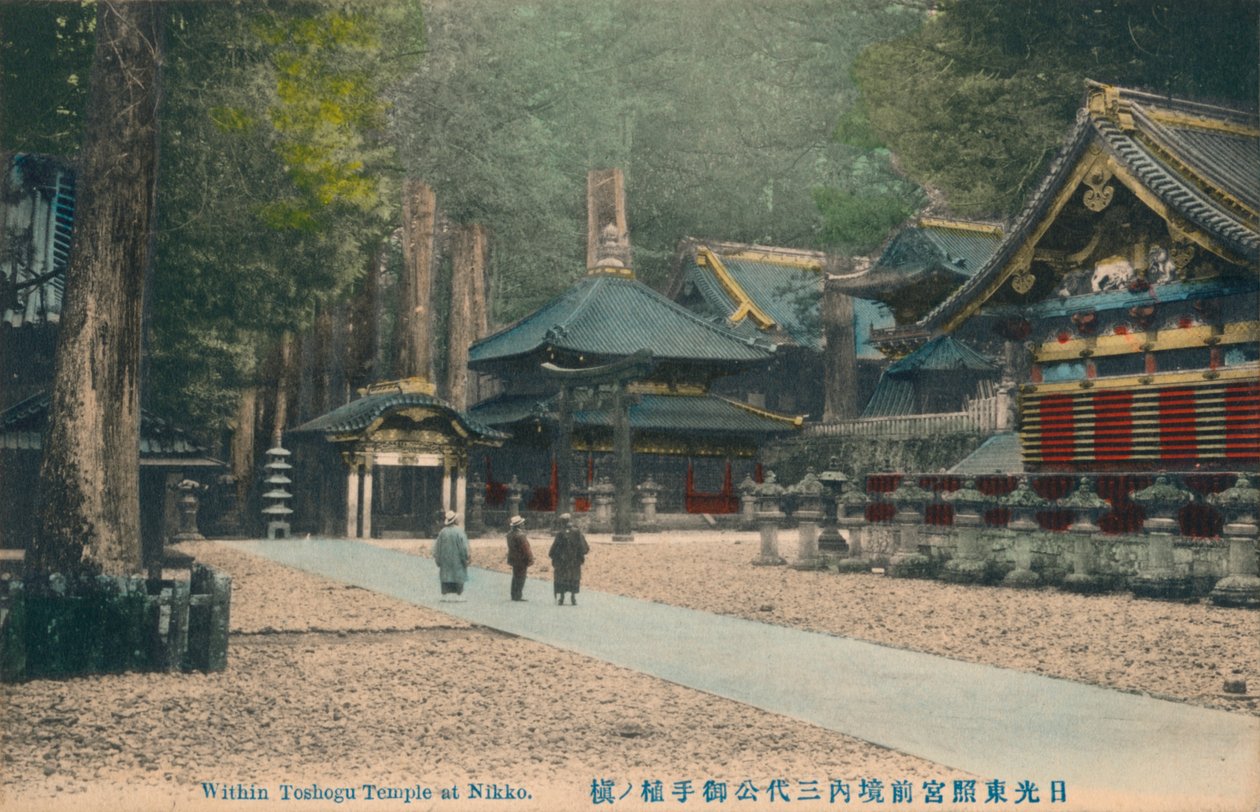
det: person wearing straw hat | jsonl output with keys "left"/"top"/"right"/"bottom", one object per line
{"left": 505, "top": 515, "right": 533, "bottom": 601}
{"left": 548, "top": 513, "right": 589, "bottom": 606}
{"left": 433, "top": 510, "right": 470, "bottom": 601}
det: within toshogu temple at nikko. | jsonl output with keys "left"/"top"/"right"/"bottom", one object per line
{"left": 2, "top": 81, "right": 1257, "bottom": 607}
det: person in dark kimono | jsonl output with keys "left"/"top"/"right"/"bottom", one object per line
{"left": 433, "top": 510, "right": 470, "bottom": 601}
{"left": 548, "top": 513, "right": 589, "bottom": 605}
{"left": 506, "top": 515, "right": 533, "bottom": 601}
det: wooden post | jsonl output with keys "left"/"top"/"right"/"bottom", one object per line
{"left": 556, "top": 386, "right": 574, "bottom": 519}
{"left": 612, "top": 382, "right": 633, "bottom": 541}
{"left": 399, "top": 180, "right": 436, "bottom": 380}
{"left": 361, "top": 462, "right": 374, "bottom": 540}
{"left": 822, "top": 274, "right": 858, "bottom": 421}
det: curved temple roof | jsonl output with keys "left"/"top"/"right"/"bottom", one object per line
{"left": 292, "top": 390, "right": 508, "bottom": 443}
{"left": 468, "top": 274, "right": 772, "bottom": 368}
{"left": 871, "top": 82, "right": 1260, "bottom": 349}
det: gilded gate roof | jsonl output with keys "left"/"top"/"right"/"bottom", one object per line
{"left": 292, "top": 390, "right": 509, "bottom": 442}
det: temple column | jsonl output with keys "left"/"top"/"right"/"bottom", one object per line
{"left": 346, "top": 463, "right": 360, "bottom": 538}
{"left": 361, "top": 460, "right": 374, "bottom": 540}
{"left": 441, "top": 461, "right": 452, "bottom": 513}
{"left": 556, "top": 386, "right": 573, "bottom": 520}
{"left": 612, "top": 381, "right": 633, "bottom": 542}
{"left": 455, "top": 466, "right": 468, "bottom": 526}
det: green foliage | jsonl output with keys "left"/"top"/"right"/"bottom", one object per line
{"left": 147, "top": 1, "right": 422, "bottom": 433}
{"left": 813, "top": 187, "right": 916, "bottom": 254}
{"left": 0, "top": 2, "right": 94, "bottom": 155}
{"left": 853, "top": 0, "right": 1260, "bottom": 218}
{"left": 393, "top": 0, "right": 924, "bottom": 323}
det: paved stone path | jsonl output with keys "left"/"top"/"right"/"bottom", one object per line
{"left": 229, "top": 538, "right": 1259, "bottom": 811}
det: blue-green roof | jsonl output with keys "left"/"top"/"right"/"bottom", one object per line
{"left": 469, "top": 274, "right": 772, "bottom": 367}
{"left": 292, "top": 391, "right": 508, "bottom": 442}
{"left": 677, "top": 253, "right": 893, "bottom": 358}
{"left": 0, "top": 392, "right": 217, "bottom": 461}
{"left": 469, "top": 392, "right": 800, "bottom": 436}
{"left": 885, "top": 336, "right": 998, "bottom": 377}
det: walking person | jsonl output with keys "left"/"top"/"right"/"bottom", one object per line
{"left": 506, "top": 515, "right": 533, "bottom": 601}
{"left": 433, "top": 510, "right": 470, "bottom": 601}
{"left": 548, "top": 513, "right": 589, "bottom": 606}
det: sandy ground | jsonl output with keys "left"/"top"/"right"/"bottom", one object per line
{"left": 1, "top": 539, "right": 961, "bottom": 812}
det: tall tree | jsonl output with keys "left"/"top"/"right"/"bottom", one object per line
{"left": 28, "top": 1, "right": 162, "bottom": 577}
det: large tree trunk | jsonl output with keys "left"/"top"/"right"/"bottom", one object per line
{"left": 271, "top": 330, "right": 295, "bottom": 446}
{"left": 822, "top": 275, "right": 858, "bottom": 422}
{"left": 231, "top": 386, "right": 258, "bottom": 518}
{"left": 28, "top": 2, "right": 162, "bottom": 578}
{"left": 398, "top": 180, "right": 436, "bottom": 381}
{"left": 445, "top": 222, "right": 486, "bottom": 412}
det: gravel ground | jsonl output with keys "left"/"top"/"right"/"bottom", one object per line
{"left": 1, "top": 539, "right": 959, "bottom": 812}
{"left": 422, "top": 529, "right": 1259, "bottom": 718}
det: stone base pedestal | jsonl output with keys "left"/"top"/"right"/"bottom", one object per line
{"left": 1061, "top": 572, "right": 1107, "bottom": 594}
{"left": 941, "top": 557, "right": 988, "bottom": 584}
{"left": 818, "top": 527, "right": 849, "bottom": 555}
{"left": 1209, "top": 575, "right": 1260, "bottom": 608}
{"left": 1001, "top": 567, "right": 1040, "bottom": 589}
{"left": 753, "top": 517, "right": 785, "bottom": 566}
{"left": 266, "top": 521, "right": 290, "bottom": 540}
{"left": 887, "top": 553, "right": 932, "bottom": 578}
{"left": 611, "top": 533, "right": 634, "bottom": 543}
{"left": 1130, "top": 573, "right": 1193, "bottom": 600}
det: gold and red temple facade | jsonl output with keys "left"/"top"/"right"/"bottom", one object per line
{"left": 1021, "top": 368, "right": 1259, "bottom": 470}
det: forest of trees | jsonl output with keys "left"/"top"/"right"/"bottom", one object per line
{"left": 1, "top": 0, "right": 1257, "bottom": 573}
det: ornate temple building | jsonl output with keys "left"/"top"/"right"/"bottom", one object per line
{"left": 290, "top": 378, "right": 508, "bottom": 537}
{"left": 668, "top": 238, "right": 896, "bottom": 419}
{"left": 467, "top": 173, "right": 803, "bottom": 516}
{"left": 864, "top": 83, "right": 1258, "bottom": 474}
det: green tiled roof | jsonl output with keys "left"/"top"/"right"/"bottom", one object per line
{"left": 469, "top": 275, "right": 772, "bottom": 367}
{"left": 470, "top": 392, "right": 800, "bottom": 436}
{"left": 292, "top": 391, "right": 509, "bottom": 442}
{"left": 950, "top": 432, "right": 1024, "bottom": 475}
{"left": 0, "top": 392, "right": 216, "bottom": 460}
{"left": 677, "top": 253, "right": 893, "bottom": 358}
{"left": 885, "top": 336, "right": 997, "bottom": 377}
{"left": 577, "top": 393, "right": 800, "bottom": 435}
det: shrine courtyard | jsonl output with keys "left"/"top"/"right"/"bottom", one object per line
{"left": 2, "top": 531, "right": 1257, "bottom": 812}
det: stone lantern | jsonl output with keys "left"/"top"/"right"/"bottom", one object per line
{"left": 590, "top": 476, "right": 616, "bottom": 533}
{"left": 752, "top": 471, "right": 786, "bottom": 566}
{"left": 941, "top": 478, "right": 990, "bottom": 583}
{"left": 887, "top": 477, "right": 932, "bottom": 576}
{"left": 506, "top": 475, "right": 525, "bottom": 518}
{"left": 467, "top": 475, "right": 486, "bottom": 538}
{"left": 1059, "top": 478, "right": 1111, "bottom": 594}
{"left": 997, "top": 479, "right": 1048, "bottom": 588}
{"left": 789, "top": 468, "right": 825, "bottom": 570}
{"left": 833, "top": 479, "right": 869, "bottom": 567}
{"left": 262, "top": 446, "right": 294, "bottom": 540}
{"left": 816, "top": 457, "right": 849, "bottom": 555}
{"left": 636, "top": 475, "right": 661, "bottom": 533}
{"left": 1208, "top": 474, "right": 1260, "bottom": 608}
{"left": 737, "top": 473, "right": 759, "bottom": 531}
{"left": 171, "top": 478, "right": 208, "bottom": 544}
{"left": 1130, "top": 475, "right": 1194, "bottom": 599}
